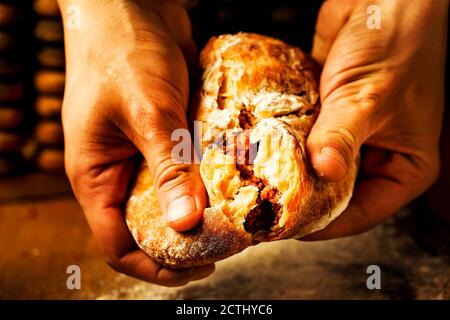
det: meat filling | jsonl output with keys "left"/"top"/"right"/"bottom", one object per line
{"left": 238, "top": 108, "right": 256, "bottom": 129}
{"left": 223, "top": 112, "right": 283, "bottom": 234}
{"left": 244, "top": 187, "right": 282, "bottom": 234}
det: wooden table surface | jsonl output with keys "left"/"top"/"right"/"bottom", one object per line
{"left": 0, "top": 174, "right": 449, "bottom": 299}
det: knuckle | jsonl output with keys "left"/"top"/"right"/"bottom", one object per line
{"left": 154, "top": 159, "right": 193, "bottom": 191}
{"left": 357, "top": 90, "right": 380, "bottom": 113}
{"left": 328, "top": 126, "right": 359, "bottom": 159}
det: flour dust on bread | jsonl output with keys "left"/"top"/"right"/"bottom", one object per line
{"left": 126, "top": 33, "right": 358, "bottom": 268}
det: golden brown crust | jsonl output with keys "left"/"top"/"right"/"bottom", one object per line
{"left": 126, "top": 164, "right": 252, "bottom": 268}
{"left": 126, "top": 33, "right": 357, "bottom": 268}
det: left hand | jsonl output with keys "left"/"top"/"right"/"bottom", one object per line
{"left": 304, "top": 0, "right": 448, "bottom": 240}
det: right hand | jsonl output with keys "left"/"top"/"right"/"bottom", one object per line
{"left": 59, "top": 0, "right": 213, "bottom": 286}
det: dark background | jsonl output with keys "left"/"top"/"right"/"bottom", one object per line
{"left": 0, "top": 0, "right": 448, "bottom": 300}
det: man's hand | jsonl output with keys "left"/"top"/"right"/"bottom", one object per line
{"left": 59, "top": 0, "right": 213, "bottom": 285}
{"left": 305, "top": 0, "right": 448, "bottom": 240}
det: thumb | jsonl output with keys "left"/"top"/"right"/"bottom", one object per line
{"left": 131, "top": 108, "right": 206, "bottom": 232}
{"left": 307, "top": 92, "right": 375, "bottom": 182}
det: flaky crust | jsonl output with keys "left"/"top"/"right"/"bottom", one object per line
{"left": 126, "top": 33, "right": 357, "bottom": 268}
{"left": 126, "top": 166, "right": 252, "bottom": 268}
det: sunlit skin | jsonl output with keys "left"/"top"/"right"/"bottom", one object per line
{"left": 59, "top": 0, "right": 448, "bottom": 285}
{"left": 59, "top": 0, "right": 211, "bottom": 286}
{"left": 304, "top": 0, "right": 447, "bottom": 240}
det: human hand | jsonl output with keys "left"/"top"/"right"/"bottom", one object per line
{"left": 59, "top": 0, "right": 212, "bottom": 285}
{"left": 305, "top": 0, "right": 448, "bottom": 239}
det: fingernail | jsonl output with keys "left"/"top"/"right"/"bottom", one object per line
{"left": 166, "top": 196, "right": 197, "bottom": 223}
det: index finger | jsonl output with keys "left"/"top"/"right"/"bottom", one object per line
{"left": 303, "top": 151, "right": 433, "bottom": 240}
{"left": 86, "top": 205, "right": 215, "bottom": 287}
